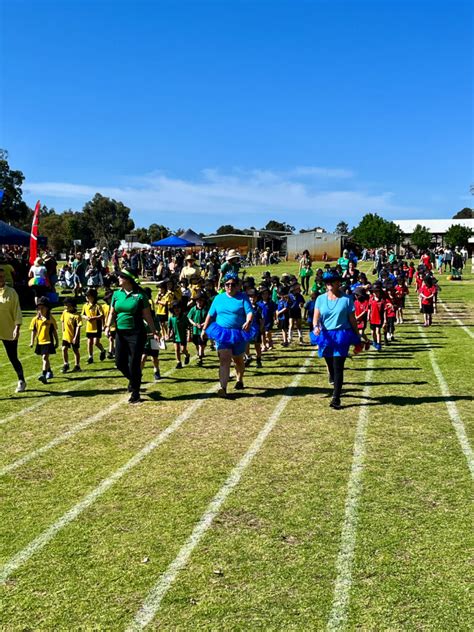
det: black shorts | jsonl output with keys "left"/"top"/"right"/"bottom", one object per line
{"left": 157, "top": 314, "right": 167, "bottom": 323}
{"left": 86, "top": 332, "right": 102, "bottom": 340}
{"left": 278, "top": 319, "right": 289, "bottom": 331}
{"left": 35, "top": 342, "right": 56, "bottom": 355}
{"left": 370, "top": 323, "right": 382, "bottom": 331}
{"left": 108, "top": 329, "right": 116, "bottom": 339}
{"left": 422, "top": 304, "right": 433, "bottom": 314}
{"left": 192, "top": 334, "right": 206, "bottom": 347}
{"left": 143, "top": 348, "right": 159, "bottom": 358}
{"left": 62, "top": 340, "right": 80, "bottom": 351}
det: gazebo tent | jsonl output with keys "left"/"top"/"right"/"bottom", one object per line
{"left": 151, "top": 235, "right": 195, "bottom": 248}
{"left": 179, "top": 229, "right": 205, "bottom": 247}
{"left": 0, "top": 220, "right": 30, "bottom": 245}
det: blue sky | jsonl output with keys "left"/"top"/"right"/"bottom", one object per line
{"left": 1, "top": 0, "right": 472, "bottom": 233}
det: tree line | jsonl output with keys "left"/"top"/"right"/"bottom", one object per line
{"left": 1, "top": 149, "right": 472, "bottom": 252}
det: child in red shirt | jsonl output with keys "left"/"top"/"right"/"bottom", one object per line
{"left": 354, "top": 288, "right": 371, "bottom": 350}
{"left": 368, "top": 283, "right": 385, "bottom": 351}
{"left": 394, "top": 276, "right": 409, "bottom": 324}
{"left": 407, "top": 262, "right": 415, "bottom": 286}
{"left": 420, "top": 276, "right": 436, "bottom": 326}
{"left": 384, "top": 288, "right": 397, "bottom": 342}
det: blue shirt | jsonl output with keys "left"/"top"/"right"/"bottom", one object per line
{"left": 277, "top": 298, "right": 290, "bottom": 321}
{"left": 257, "top": 299, "right": 276, "bottom": 326}
{"left": 315, "top": 293, "right": 354, "bottom": 330}
{"left": 304, "top": 298, "right": 316, "bottom": 324}
{"left": 208, "top": 291, "right": 252, "bottom": 329}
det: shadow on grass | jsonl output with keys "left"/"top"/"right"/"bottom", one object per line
{"left": 341, "top": 393, "right": 473, "bottom": 409}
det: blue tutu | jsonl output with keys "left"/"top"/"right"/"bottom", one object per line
{"left": 310, "top": 328, "right": 361, "bottom": 357}
{"left": 206, "top": 321, "right": 260, "bottom": 345}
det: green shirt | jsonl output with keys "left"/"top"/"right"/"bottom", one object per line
{"left": 111, "top": 289, "right": 149, "bottom": 331}
{"left": 337, "top": 257, "right": 349, "bottom": 271}
{"left": 168, "top": 314, "right": 189, "bottom": 343}
{"left": 187, "top": 305, "right": 208, "bottom": 336}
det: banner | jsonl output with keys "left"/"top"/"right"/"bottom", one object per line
{"left": 29, "top": 200, "right": 41, "bottom": 265}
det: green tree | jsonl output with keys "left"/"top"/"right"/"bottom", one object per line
{"left": 444, "top": 224, "right": 473, "bottom": 249}
{"left": 82, "top": 193, "right": 134, "bottom": 248}
{"left": 0, "top": 149, "right": 32, "bottom": 227}
{"left": 216, "top": 224, "right": 243, "bottom": 235}
{"left": 148, "top": 223, "right": 170, "bottom": 242}
{"left": 410, "top": 224, "right": 432, "bottom": 252}
{"left": 133, "top": 227, "right": 150, "bottom": 243}
{"left": 263, "top": 220, "right": 295, "bottom": 232}
{"left": 452, "top": 207, "right": 474, "bottom": 219}
{"left": 335, "top": 221, "right": 349, "bottom": 235}
{"left": 351, "top": 213, "right": 402, "bottom": 248}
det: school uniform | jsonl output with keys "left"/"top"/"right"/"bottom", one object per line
{"left": 61, "top": 310, "right": 82, "bottom": 349}
{"left": 257, "top": 299, "right": 277, "bottom": 331}
{"left": 277, "top": 298, "right": 290, "bottom": 330}
{"left": 187, "top": 305, "right": 208, "bottom": 347}
{"left": 368, "top": 296, "right": 385, "bottom": 330}
{"left": 30, "top": 315, "right": 57, "bottom": 355}
{"left": 81, "top": 303, "right": 104, "bottom": 339}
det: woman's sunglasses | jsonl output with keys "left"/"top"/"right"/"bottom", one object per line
{"left": 225, "top": 281, "right": 237, "bottom": 287}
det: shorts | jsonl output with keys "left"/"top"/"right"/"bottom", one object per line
{"left": 215, "top": 340, "right": 247, "bottom": 356}
{"left": 143, "top": 348, "right": 159, "bottom": 358}
{"left": 86, "top": 332, "right": 102, "bottom": 340}
{"left": 157, "top": 314, "right": 167, "bottom": 323}
{"left": 192, "top": 334, "right": 206, "bottom": 347}
{"left": 278, "top": 318, "right": 289, "bottom": 331}
{"left": 35, "top": 342, "right": 56, "bottom": 355}
{"left": 399, "top": 296, "right": 406, "bottom": 308}
{"left": 62, "top": 340, "right": 80, "bottom": 351}
{"left": 108, "top": 329, "right": 116, "bottom": 339}
{"left": 263, "top": 322, "right": 274, "bottom": 332}
{"left": 289, "top": 310, "right": 302, "bottom": 320}
{"left": 422, "top": 304, "right": 433, "bottom": 314}
{"left": 370, "top": 323, "right": 382, "bottom": 331}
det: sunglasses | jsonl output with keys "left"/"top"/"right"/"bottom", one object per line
{"left": 225, "top": 282, "right": 237, "bottom": 287}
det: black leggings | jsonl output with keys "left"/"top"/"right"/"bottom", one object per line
{"left": 2, "top": 339, "right": 25, "bottom": 381}
{"left": 301, "top": 275, "right": 310, "bottom": 294}
{"left": 115, "top": 329, "right": 146, "bottom": 395}
{"left": 324, "top": 356, "right": 346, "bottom": 403}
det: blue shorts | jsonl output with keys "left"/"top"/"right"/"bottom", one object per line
{"left": 215, "top": 340, "right": 247, "bottom": 356}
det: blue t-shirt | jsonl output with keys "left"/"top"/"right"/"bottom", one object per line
{"left": 315, "top": 293, "right": 354, "bottom": 330}
{"left": 208, "top": 291, "right": 252, "bottom": 329}
{"left": 257, "top": 299, "right": 277, "bottom": 326}
{"left": 289, "top": 292, "right": 305, "bottom": 316}
{"left": 305, "top": 298, "right": 316, "bottom": 324}
{"left": 277, "top": 298, "right": 290, "bottom": 321}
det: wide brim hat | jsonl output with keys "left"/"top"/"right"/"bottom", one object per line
{"left": 185, "top": 254, "right": 196, "bottom": 261}
{"left": 226, "top": 249, "right": 240, "bottom": 261}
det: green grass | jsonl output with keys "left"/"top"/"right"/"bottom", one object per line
{"left": 1, "top": 262, "right": 473, "bottom": 630}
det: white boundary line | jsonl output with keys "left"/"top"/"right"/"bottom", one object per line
{"left": 126, "top": 351, "right": 317, "bottom": 631}
{"left": 326, "top": 358, "right": 374, "bottom": 631}
{"left": 438, "top": 299, "right": 474, "bottom": 339}
{"left": 407, "top": 300, "right": 474, "bottom": 480}
{"left": 0, "top": 361, "right": 192, "bottom": 477}
{"left": 0, "top": 380, "right": 220, "bottom": 584}
{"left": 0, "top": 372, "right": 37, "bottom": 393}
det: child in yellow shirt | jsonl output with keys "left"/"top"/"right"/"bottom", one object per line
{"left": 81, "top": 288, "right": 106, "bottom": 364}
{"left": 61, "top": 297, "right": 82, "bottom": 372}
{"left": 101, "top": 292, "right": 116, "bottom": 359}
{"left": 29, "top": 296, "right": 58, "bottom": 383}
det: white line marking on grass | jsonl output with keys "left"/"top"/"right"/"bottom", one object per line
{"left": 0, "top": 381, "right": 220, "bottom": 584}
{"left": 438, "top": 299, "right": 474, "bottom": 339}
{"left": 0, "top": 361, "right": 194, "bottom": 477}
{"left": 326, "top": 358, "right": 374, "bottom": 632}
{"left": 127, "top": 351, "right": 317, "bottom": 631}
{"left": 0, "top": 372, "right": 37, "bottom": 393}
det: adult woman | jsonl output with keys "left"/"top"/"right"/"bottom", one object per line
{"left": 218, "top": 250, "right": 241, "bottom": 287}
{"left": 299, "top": 249, "right": 313, "bottom": 295}
{"left": 312, "top": 269, "right": 360, "bottom": 410}
{"left": 201, "top": 272, "right": 254, "bottom": 398}
{"left": 0, "top": 267, "right": 26, "bottom": 392}
{"left": 179, "top": 254, "right": 200, "bottom": 282}
{"left": 104, "top": 268, "right": 159, "bottom": 404}
{"left": 337, "top": 249, "right": 350, "bottom": 273}
{"left": 28, "top": 257, "right": 50, "bottom": 302}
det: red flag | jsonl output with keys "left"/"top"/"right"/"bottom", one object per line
{"left": 29, "top": 201, "right": 41, "bottom": 265}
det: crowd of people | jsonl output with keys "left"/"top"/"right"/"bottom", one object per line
{"left": 0, "top": 241, "right": 459, "bottom": 407}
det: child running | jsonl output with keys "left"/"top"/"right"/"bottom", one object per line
{"left": 353, "top": 287, "right": 371, "bottom": 350}
{"left": 81, "top": 288, "right": 106, "bottom": 364}
{"left": 187, "top": 292, "right": 208, "bottom": 366}
{"left": 168, "top": 301, "right": 190, "bottom": 368}
{"left": 420, "top": 275, "right": 436, "bottom": 326}
{"left": 60, "top": 297, "right": 82, "bottom": 372}
{"left": 29, "top": 296, "right": 58, "bottom": 383}
{"left": 246, "top": 289, "right": 263, "bottom": 368}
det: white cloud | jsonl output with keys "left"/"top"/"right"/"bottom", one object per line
{"left": 24, "top": 166, "right": 422, "bottom": 229}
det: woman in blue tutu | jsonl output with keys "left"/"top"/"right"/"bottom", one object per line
{"left": 201, "top": 272, "right": 255, "bottom": 398}
{"left": 312, "top": 269, "right": 360, "bottom": 410}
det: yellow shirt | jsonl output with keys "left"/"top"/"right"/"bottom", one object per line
{"left": 81, "top": 303, "right": 104, "bottom": 333}
{"left": 0, "top": 285, "right": 22, "bottom": 341}
{"left": 163, "top": 288, "right": 182, "bottom": 309}
{"left": 30, "top": 315, "right": 57, "bottom": 344}
{"left": 154, "top": 292, "right": 167, "bottom": 316}
{"left": 101, "top": 303, "right": 116, "bottom": 331}
{"left": 61, "top": 310, "right": 82, "bottom": 343}
{"left": 0, "top": 264, "right": 15, "bottom": 286}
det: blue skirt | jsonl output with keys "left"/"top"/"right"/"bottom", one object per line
{"left": 310, "top": 328, "right": 361, "bottom": 357}
{"left": 206, "top": 321, "right": 260, "bottom": 345}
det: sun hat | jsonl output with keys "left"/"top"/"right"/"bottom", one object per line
{"left": 119, "top": 268, "right": 140, "bottom": 286}
{"left": 36, "top": 296, "right": 50, "bottom": 307}
{"left": 185, "top": 254, "right": 196, "bottom": 261}
{"left": 34, "top": 257, "right": 43, "bottom": 266}
{"left": 226, "top": 249, "right": 240, "bottom": 261}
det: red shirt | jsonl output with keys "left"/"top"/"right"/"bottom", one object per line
{"left": 385, "top": 299, "right": 396, "bottom": 318}
{"left": 421, "top": 254, "right": 432, "bottom": 270}
{"left": 408, "top": 266, "right": 415, "bottom": 279}
{"left": 395, "top": 284, "right": 408, "bottom": 299}
{"left": 420, "top": 285, "right": 436, "bottom": 305}
{"left": 354, "top": 298, "right": 369, "bottom": 328}
{"left": 369, "top": 296, "right": 385, "bottom": 325}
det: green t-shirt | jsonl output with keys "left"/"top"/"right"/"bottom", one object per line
{"left": 168, "top": 314, "right": 189, "bottom": 343}
{"left": 219, "top": 261, "right": 240, "bottom": 285}
{"left": 337, "top": 257, "right": 349, "bottom": 271}
{"left": 111, "top": 289, "right": 149, "bottom": 331}
{"left": 187, "top": 305, "right": 208, "bottom": 336}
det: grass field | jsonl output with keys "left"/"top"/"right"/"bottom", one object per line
{"left": 1, "top": 261, "right": 473, "bottom": 630}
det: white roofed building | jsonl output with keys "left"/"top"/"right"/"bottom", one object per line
{"left": 395, "top": 218, "right": 474, "bottom": 251}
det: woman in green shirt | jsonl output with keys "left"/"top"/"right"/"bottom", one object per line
{"left": 104, "top": 269, "right": 159, "bottom": 404}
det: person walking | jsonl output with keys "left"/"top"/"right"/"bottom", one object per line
{"left": 104, "top": 268, "right": 160, "bottom": 404}
{"left": 312, "top": 269, "right": 361, "bottom": 410}
{"left": 0, "top": 267, "right": 26, "bottom": 392}
{"left": 201, "top": 272, "right": 254, "bottom": 398}
{"left": 298, "top": 250, "right": 313, "bottom": 295}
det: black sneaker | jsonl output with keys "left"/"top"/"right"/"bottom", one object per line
{"left": 256, "top": 358, "right": 262, "bottom": 368}
{"left": 176, "top": 362, "right": 183, "bottom": 369}
{"left": 99, "top": 350, "right": 106, "bottom": 362}
{"left": 154, "top": 371, "right": 161, "bottom": 381}
{"left": 128, "top": 392, "right": 141, "bottom": 404}
{"left": 184, "top": 354, "right": 190, "bottom": 365}
{"left": 61, "top": 363, "right": 69, "bottom": 373}
{"left": 87, "top": 356, "right": 93, "bottom": 364}
{"left": 107, "top": 351, "right": 115, "bottom": 359}
{"left": 38, "top": 374, "right": 48, "bottom": 384}
{"left": 197, "top": 358, "right": 203, "bottom": 366}
{"left": 330, "top": 399, "right": 342, "bottom": 410}
{"left": 244, "top": 356, "right": 252, "bottom": 367}
{"left": 234, "top": 380, "right": 244, "bottom": 390}
{"left": 72, "top": 365, "right": 81, "bottom": 372}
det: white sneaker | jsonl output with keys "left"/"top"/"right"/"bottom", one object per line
{"left": 16, "top": 380, "right": 26, "bottom": 393}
